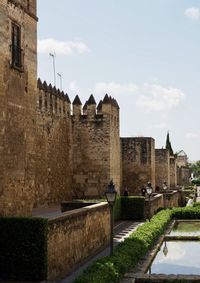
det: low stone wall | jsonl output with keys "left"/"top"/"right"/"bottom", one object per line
{"left": 144, "top": 191, "right": 179, "bottom": 218}
{"left": 164, "top": 190, "right": 179, "bottom": 208}
{"left": 47, "top": 202, "right": 110, "bottom": 280}
{"left": 144, "top": 194, "right": 164, "bottom": 218}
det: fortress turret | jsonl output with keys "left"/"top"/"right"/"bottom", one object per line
{"left": 73, "top": 95, "right": 82, "bottom": 117}
{"left": 97, "top": 100, "right": 103, "bottom": 114}
{"left": 86, "top": 94, "right": 96, "bottom": 116}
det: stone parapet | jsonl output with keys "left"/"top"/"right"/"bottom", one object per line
{"left": 47, "top": 202, "right": 110, "bottom": 280}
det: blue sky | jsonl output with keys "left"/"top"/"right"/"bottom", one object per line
{"left": 37, "top": 0, "right": 200, "bottom": 161}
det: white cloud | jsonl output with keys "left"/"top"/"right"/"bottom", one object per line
{"left": 185, "top": 132, "right": 200, "bottom": 139}
{"left": 136, "top": 84, "right": 185, "bottom": 112}
{"left": 66, "top": 81, "right": 185, "bottom": 113}
{"left": 157, "top": 242, "right": 185, "bottom": 263}
{"left": 94, "top": 82, "right": 138, "bottom": 96}
{"left": 38, "top": 38, "right": 90, "bottom": 55}
{"left": 149, "top": 123, "right": 166, "bottom": 130}
{"left": 68, "top": 81, "right": 81, "bottom": 93}
{"left": 184, "top": 7, "right": 200, "bottom": 20}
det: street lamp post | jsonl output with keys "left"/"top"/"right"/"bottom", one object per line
{"left": 49, "top": 52, "right": 56, "bottom": 87}
{"left": 162, "top": 181, "right": 168, "bottom": 208}
{"left": 105, "top": 180, "right": 117, "bottom": 256}
{"left": 146, "top": 182, "right": 153, "bottom": 221}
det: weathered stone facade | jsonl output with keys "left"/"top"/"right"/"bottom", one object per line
{"left": 176, "top": 150, "right": 190, "bottom": 185}
{"left": 155, "top": 149, "right": 170, "bottom": 188}
{"left": 121, "top": 137, "right": 155, "bottom": 194}
{"left": 177, "top": 166, "right": 190, "bottom": 185}
{"left": 0, "top": 0, "right": 37, "bottom": 216}
{"left": 170, "top": 156, "right": 177, "bottom": 187}
{"left": 35, "top": 81, "right": 73, "bottom": 206}
{"left": 72, "top": 94, "right": 120, "bottom": 197}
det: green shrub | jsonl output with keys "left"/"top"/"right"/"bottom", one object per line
{"left": 192, "top": 179, "right": 200, "bottom": 185}
{"left": 0, "top": 217, "right": 48, "bottom": 281}
{"left": 113, "top": 197, "right": 122, "bottom": 221}
{"left": 183, "top": 186, "right": 195, "bottom": 190}
{"left": 121, "top": 196, "right": 145, "bottom": 220}
{"left": 172, "top": 206, "right": 200, "bottom": 219}
{"left": 183, "top": 189, "right": 196, "bottom": 196}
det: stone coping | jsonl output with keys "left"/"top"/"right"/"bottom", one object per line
{"left": 48, "top": 202, "right": 108, "bottom": 223}
{"left": 123, "top": 219, "right": 200, "bottom": 282}
{"left": 145, "top": 193, "right": 162, "bottom": 201}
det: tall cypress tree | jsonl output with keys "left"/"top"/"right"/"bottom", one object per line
{"left": 165, "top": 131, "right": 174, "bottom": 156}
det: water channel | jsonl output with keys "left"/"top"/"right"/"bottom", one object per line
{"left": 148, "top": 221, "right": 200, "bottom": 275}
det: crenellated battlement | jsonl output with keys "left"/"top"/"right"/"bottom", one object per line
{"left": 37, "top": 78, "right": 71, "bottom": 118}
{"left": 72, "top": 93, "right": 119, "bottom": 126}
{"left": 37, "top": 79, "right": 119, "bottom": 123}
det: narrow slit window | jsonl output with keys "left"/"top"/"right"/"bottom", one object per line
{"left": 11, "top": 23, "right": 22, "bottom": 69}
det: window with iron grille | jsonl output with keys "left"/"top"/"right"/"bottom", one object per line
{"left": 11, "top": 23, "right": 23, "bottom": 69}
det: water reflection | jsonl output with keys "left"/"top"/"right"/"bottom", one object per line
{"left": 170, "top": 221, "right": 200, "bottom": 236}
{"left": 162, "top": 241, "right": 168, "bottom": 256}
{"left": 148, "top": 241, "right": 200, "bottom": 275}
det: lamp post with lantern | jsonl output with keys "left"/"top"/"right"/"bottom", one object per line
{"left": 146, "top": 182, "right": 153, "bottom": 221}
{"left": 105, "top": 180, "right": 117, "bottom": 256}
{"left": 162, "top": 181, "right": 168, "bottom": 208}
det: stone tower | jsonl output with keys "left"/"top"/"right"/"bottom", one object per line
{"left": 0, "top": 0, "right": 38, "bottom": 215}
{"left": 121, "top": 137, "right": 155, "bottom": 194}
{"left": 72, "top": 94, "right": 121, "bottom": 197}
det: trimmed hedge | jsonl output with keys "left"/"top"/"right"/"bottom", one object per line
{"left": 0, "top": 217, "right": 48, "bottom": 281}
{"left": 192, "top": 179, "right": 200, "bottom": 185}
{"left": 74, "top": 209, "right": 172, "bottom": 283}
{"left": 171, "top": 206, "right": 200, "bottom": 219}
{"left": 113, "top": 197, "right": 122, "bottom": 221}
{"left": 113, "top": 196, "right": 145, "bottom": 221}
{"left": 121, "top": 196, "right": 145, "bottom": 220}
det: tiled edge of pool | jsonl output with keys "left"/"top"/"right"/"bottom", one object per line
{"left": 121, "top": 220, "right": 200, "bottom": 283}
{"left": 123, "top": 273, "right": 200, "bottom": 282}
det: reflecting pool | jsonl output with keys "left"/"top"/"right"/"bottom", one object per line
{"left": 170, "top": 221, "right": 200, "bottom": 236}
{"left": 148, "top": 241, "right": 200, "bottom": 275}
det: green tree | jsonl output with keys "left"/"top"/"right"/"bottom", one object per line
{"left": 189, "top": 160, "right": 200, "bottom": 178}
{"left": 165, "top": 131, "right": 174, "bottom": 156}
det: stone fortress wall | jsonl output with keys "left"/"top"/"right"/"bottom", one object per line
{"left": 0, "top": 0, "right": 38, "bottom": 216}
{"left": 155, "top": 149, "right": 170, "bottom": 189}
{"left": 121, "top": 137, "right": 155, "bottom": 194}
{"left": 0, "top": 0, "right": 189, "bottom": 217}
{"left": 35, "top": 80, "right": 73, "bottom": 207}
